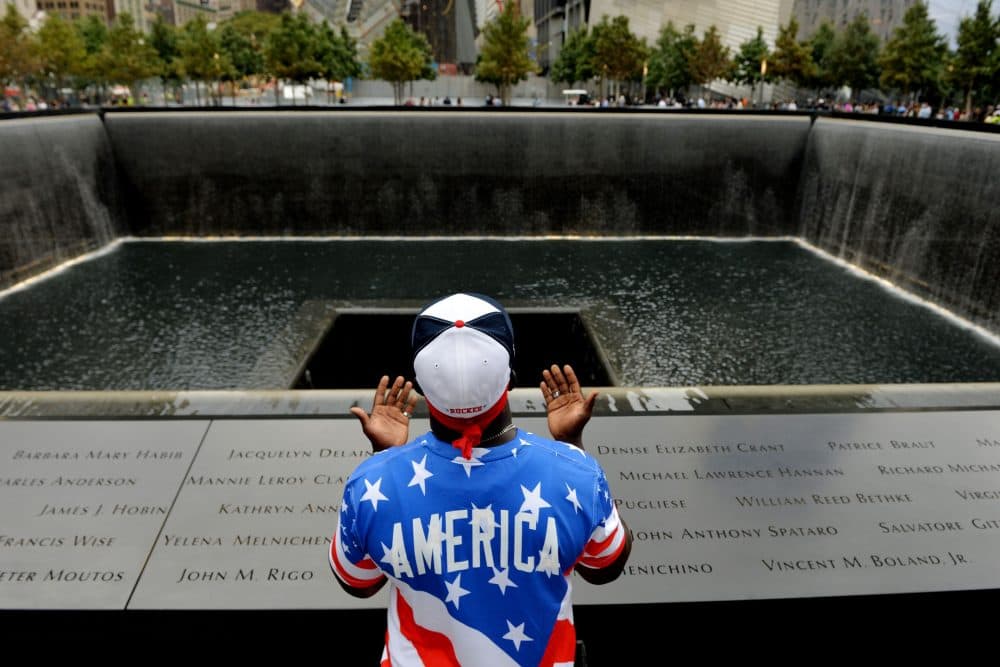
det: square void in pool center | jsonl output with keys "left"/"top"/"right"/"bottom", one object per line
{"left": 292, "top": 309, "right": 617, "bottom": 389}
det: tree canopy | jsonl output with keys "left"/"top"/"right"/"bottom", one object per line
{"left": 475, "top": 2, "right": 534, "bottom": 105}
{"left": 590, "top": 14, "right": 648, "bottom": 94}
{"left": 879, "top": 2, "right": 947, "bottom": 99}
{"left": 688, "top": 25, "right": 732, "bottom": 88}
{"left": 645, "top": 22, "right": 697, "bottom": 97}
{"left": 549, "top": 27, "right": 596, "bottom": 85}
{"left": 827, "top": 13, "right": 881, "bottom": 93}
{"left": 367, "top": 18, "right": 434, "bottom": 105}
{"left": 949, "top": 0, "right": 1000, "bottom": 111}
{"left": 733, "top": 26, "right": 771, "bottom": 93}
{"left": 0, "top": 5, "right": 37, "bottom": 90}
{"left": 97, "top": 13, "right": 161, "bottom": 95}
{"left": 771, "top": 17, "right": 816, "bottom": 88}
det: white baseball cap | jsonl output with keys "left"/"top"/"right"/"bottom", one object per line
{"left": 411, "top": 293, "right": 515, "bottom": 422}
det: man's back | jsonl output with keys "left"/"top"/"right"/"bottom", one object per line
{"left": 332, "top": 428, "right": 625, "bottom": 666}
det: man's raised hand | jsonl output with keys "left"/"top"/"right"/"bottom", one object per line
{"left": 541, "top": 364, "right": 598, "bottom": 449}
{"left": 350, "top": 375, "right": 419, "bottom": 452}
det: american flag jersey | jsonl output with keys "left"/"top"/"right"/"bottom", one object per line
{"left": 329, "top": 428, "right": 627, "bottom": 666}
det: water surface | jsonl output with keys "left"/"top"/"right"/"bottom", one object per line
{"left": 2, "top": 239, "right": 999, "bottom": 390}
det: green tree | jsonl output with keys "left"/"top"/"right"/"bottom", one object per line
{"left": 316, "top": 22, "right": 361, "bottom": 103}
{"left": 74, "top": 14, "right": 109, "bottom": 102}
{"left": 949, "top": 0, "right": 1000, "bottom": 113}
{"left": 549, "top": 27, "right": 595, "bottom": 86}
{"left": 687, "top": 25, "right": 732, "bottom": 93}
{"left": 222, "top": 10, "right": 280, "bottom": 102}
{"left": 827, "top": 13, "right": 881, "bottom": 94}
{"left": 96, "top": 13, "right": 161, "bottom": 101}
{"left": 36, "top": 15, "right": 85, "bottom": 102}
{"left": 150, "top": 16, "right": 181, "bottom": 103}
{"left": 771, "top": 17, "right": 816, "bottom": 89}
{"left": 805, "top": 21, "right": 837, "bottom": 92}
{"left": 591, "top": 15, "right": 648, "bottom": 99}
{"left": 219, "top": 22, "right": 256, "bottom": 103}
{"left": 733, "top": 26, "right": 771, "bottom": 102}
{"left": 367, "top": 18, "right": 434, "bottom": 105}
{"left": 314, "top": 22, "right": 360, "bottom": 103}
{"left": 646, "top": 22, "right": 696, "bottom": 99}
{"left": 0, "top": 5, "right": 38, "bottom": 98}
{"left": 264, "top": 12, "right": 324, "bottom": 105}
{"left": 475, "top": 2, "right": 534, "bottom": 105}
{"left": 179, "top": 14, "right": 233, "bottom": 106}
{"left": 879, "top": 2, "right": 947, "bottom": 101}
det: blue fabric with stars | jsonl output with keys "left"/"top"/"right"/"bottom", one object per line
{"left": 337, "top": 428, "right": 616, "bottom": 665}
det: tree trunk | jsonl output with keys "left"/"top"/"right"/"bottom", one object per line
{"left": 194, "top": 81, "right": 201, "bottom": 107}
{"left": 274, "top": 79, "right": 280, "bottom": 106}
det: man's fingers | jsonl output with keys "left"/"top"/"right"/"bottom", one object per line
{"left": 388, "top": 376, "right": 405, "bottom": 406}
{"left": 373, "top": 375, "right": 390, "bottom": 409}
{"left": 583, "top": 391, "right": 599, "bottom": 414}
{"left": 396, "top": 380, "right": 413, "bottom": 408}
{"left": 550, "top": 364, "right": 570, "bottom": 394}
{"left": 404, "top": 392, "right": 418, "bottom": 415}
{"left": 563, "top": 365, "right": 582, "bottom": 394}
{"left": 540, "top": 380, "right": 552, "bottom": 402}
{"left": 350, "top": 406, "right": 370, "bottom": 429}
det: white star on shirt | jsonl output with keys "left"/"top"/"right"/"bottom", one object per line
{"left": 489, "top": 567, "right": 518, "bottom": 595}
{"left": 562, "top": 441, "right": 588, "bottom": 456}
{"left": 565, "top": 483, "right": 582, "bottom": 513}
{"left": 518, "top": 482, "right": 551, "bottom": 516}
{"left": 503, "top": 621, "right": 533, "bottom": 651}
{"left": 469, "top": 503, "right": 496, "bottom": 533}
{"left": 379, "top": 542, "right": 398, "bottom": 576}
{"left": 444, "top": 573, "right": 470, "bottom": 609}
{"left": 360, "top": 478, "right": 388, "bottom": 511}
{"left": 519, "top": 438, "right": 533, "bottom": 448}
{"left": 340, "top": 500, "right": 348, "bottom": 514}
{"left": 408, "top": 454, "right": 434, "bottom": 495}
{"left": 451, "top": 454, "right": 485, "bottom": 477}
{"left": 536, "top": 548, "right": 561, "bottom": 577}
{"left": 511, "top": 447, "right": 518, "bottom": 458}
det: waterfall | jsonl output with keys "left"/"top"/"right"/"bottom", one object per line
{"left": 0, "top": 115, "right": 123, "bottom": 289}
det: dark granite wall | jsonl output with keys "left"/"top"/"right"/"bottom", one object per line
{"left": 101, "top": 111, "right": 810, "bottom": 237}
{"left": 798, "top": 117, "right": 1000, "bottom": 331}
{"left": 0, "top": 115, "right": 123, "bottom": 290}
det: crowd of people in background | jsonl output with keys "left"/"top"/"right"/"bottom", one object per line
{"left": 567, "top": 91, "right": 1000, "bottom": 124}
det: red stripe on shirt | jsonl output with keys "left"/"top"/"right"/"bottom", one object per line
{"left": 583, "top": 523, "right": 621, "bottom": 556}
{"left": 539, "top": 618, "right": 576, "bottom": 666}
{"left": 330, "top": 540, "right": 385, "bottom": 589}
{"left": 579, "top": 532, "right": 626, "bottom": 570}
{"left": 395, "top": 588, "right": 462, "bottom": 665}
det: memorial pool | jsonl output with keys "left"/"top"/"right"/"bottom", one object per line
{"left": 2, "top": 237, "right": 999, "bottom": 391}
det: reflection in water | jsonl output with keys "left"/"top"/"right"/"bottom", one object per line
{"left": 2, "top": 239, "right": 1000, "bottom": 390}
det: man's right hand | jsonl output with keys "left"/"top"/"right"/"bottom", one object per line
{"left": 350, "top": 375, "right": 419, "bottom": 452}
{"left": 541, "top": 364, "right": 598, "bottom": 448}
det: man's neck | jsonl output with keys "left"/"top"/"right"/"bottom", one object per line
{"left": 430, "top": 408, "right": 517, "bottom": 448}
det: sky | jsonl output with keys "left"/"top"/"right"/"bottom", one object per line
{"left": 927, "top": 0, "right": 981, "bottom": 45}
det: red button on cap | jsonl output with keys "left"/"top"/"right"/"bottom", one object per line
{"left": 455, "top": 320, "right": 465, "bottom": 328}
